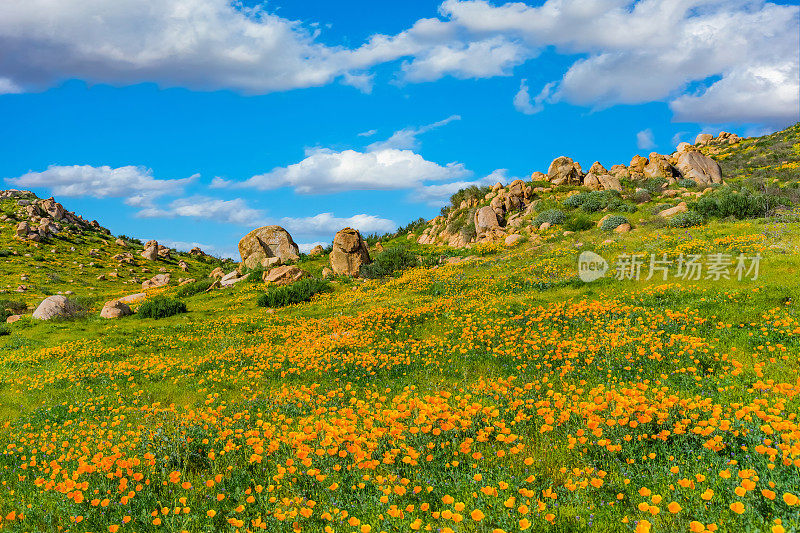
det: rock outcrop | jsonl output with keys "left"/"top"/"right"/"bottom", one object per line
{"left": 239, "top": 226, "right": 300, "bottom": 270}
{"left": 330, "top": 228, "right": 371, "bottom": 277}
{"left": 675, "top": 152, "right": 723, "bottom": 186}
{"left": 142, "top": 273, "right": 170, "bottom": 290}
{"left": 547, "top": 156, "right": 583, "bottom": 185}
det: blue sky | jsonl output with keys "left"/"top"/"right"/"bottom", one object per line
{"left": 0, "top": 0, "right": 798, "bottom": 258}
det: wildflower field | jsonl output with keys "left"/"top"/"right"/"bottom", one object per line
{"left": 1, "top": 221, "right": 799, "bottom": 533}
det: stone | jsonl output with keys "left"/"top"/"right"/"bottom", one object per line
{"left": 322, "top": 267, "right": 334, "bottom": 279}
{"left": 676, "top": 142, "right": 691, "bottom": 152}
{"left": 115, "top": 238, "right": 126, "bottom": 247}
{"left": 504, "top": 234, "right": 524, "bottom": 247}
{"left": 261, "top": 257, "right": 282, "bottom": 268}
{"left": 629, "top": 155, "right": 649, "bottom": 177}
{"left": 675, "top": 151, "right": 723, "bottom": 186}
{"left": 6, "top": 315, "right": 22, "bottom": 324}
{"left": 598, "top": 174, "right": 623, "bottom": 192}
{"left": 614, "top": 223, "right": 632, "bottom": 233}
{"left": 15, "top": 221, "right": 29, "bottom": 238}
{"left": 539, "top": 222, "right": 551, "bottom": 231}
{"left": 308, "top": 244, "right": 325, "bottom": 257}
{"left": 659, "top": 202, "right": 688, "bottom": 217}
{"left": 178, "top": 260, "right": 189, "bottom": 271}
{"left": 189, "top": 246, "right": 205, "bottom": 256}
{"left": 547, "top": 156, "right": 583, "bottom": 185}
{"left": 531, "top": 171, "right": 547, "bottom": 182}
{"left": 643, "top": 153, "right": 676, "bottom": 179}
{"left": 220, "top": 272, "right": 249, "bottom": 287}
{"left": 263, "top": 265, "right": 309, "bottom": 285}
{"left": 32, "top": 295, "right": 79, "bottom": 320}
{"left": 695, "top": 133, "right": 713, "bottom": 145}
{"left": 582, "top": 173, "right": 602, "bottom": 190}
{"left": 210, "top": 267, "right": 225, "bottom": 279}
{"left": 142, "top": 273, "right": 170, "bottom": 290}
{"left": 141, "top": 240, "right": 159, "bottom": 261}
{"left": 157, "top": 245, "right": 171, "bottom": 259}
{"left": 179, "top": 278, "right": 196, "bottom": 285}
{"left": 100, "top": 300, "right": 133, "bottom": 319}
{"left": 330, "top": 228, "right": 371, "bottom": 277}
{"left": 474, "top": 206, "right": 500, "bottom": 235}
{"left": 239, "top": 226, "right": 300, "bottom": 270}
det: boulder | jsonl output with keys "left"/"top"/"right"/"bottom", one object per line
{"left": 261, "top": 257, "right": 281, "bottom": 269}
{"left": 531, "top": 171, "right": 547, "bottom": 182}
{"left": 675, "top": 152, "right": 723, "bottom": 186}
{"left": 676, "top": 142, "right": 691, "bottom": 152}
{"left": 100, "top": 300, "right": 133, "bottom": 319}
{"left": 695, "top": 133, "right": 713, "bottom": 145}
{"left": 588, "top": 161, "right": 608, "bottom": 175}
{"left": 141, "top": 240, "right": 159, "bottom": 261}
{"left": 629, "top": 155, "right": 649, "bottom": 177}
{"left": 38, "top": 198, "right": 66, "bottom": 220}
{"left": 659, "top": 202, "right": 688, "bottom": 217}
{"left": 330, "top": 227, "right": 371, "bottom": 277}
{"left": 118, "top": 293, "right": 147, "bottom": 305}
{"left": 598, "top": 174, "right": 623, "bottom": 192}
{"left": 6, "top": 315, "right": 22, "bottom": 324}
{"left": 262, "top": 265, "right": 309, "bottom": 285}
{"left": 643, "top": 153, "right": 677, "bottom": 180}
{"left": 142, "top": 273, "right": 170, "bottom": 290}
{"left": 189, "top": 246, "right": 205, "bottom": 256}
{"left": 582, "top": 173, "right": 602, "bottom": 190}
{"left": 239, "top": 226, "right": 300, "bottom": 270}
{"left": 547, "top": 156, "right": 583, "bottom": 185}
{"left": 322, "top": 267, "right": 334, "bottom": 279}
{"left": 614, "top": 223, "right": 632, "bottom": 233}
{"left": 115, "top": 238, "right": 126, "bottom": 247}
{"left": 157, "top": 245, "right": 171, "bottom": 259}
{"left": 178, "top": 260, "right": 189, "bottom": 271}
{"left": 209, "top": 267, "right": 225, "bottom": 280}
{"left": 308, "top": 244, "right": 325, "bottom": 257}
{"left": 15, "top": 221, "right": 29, "bottom": 238}
{"left": 32, "top": 295, "right": 79, "bottom": 320}
{"left": 220, "top": 272, "right": 249, "bottom": 287}
{"left": 474, "top": 206, "right": 500, "bottom": 235}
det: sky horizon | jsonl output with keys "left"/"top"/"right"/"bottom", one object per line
{"left": 1, "top": 0, "right": 798, "bottom": 259}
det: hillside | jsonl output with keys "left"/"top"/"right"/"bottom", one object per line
{"left": 0, "top": 125, "right": 799, "bottom": 533}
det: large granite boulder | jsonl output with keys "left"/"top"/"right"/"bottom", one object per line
{"left": 547, "top": 156, "right": 583, "bottom": 185}
{"left": 32, "top": 295, "right": 79, "bottom": 320}
{"left": 330, "top": 228, "right": 371, "bottom": 277}
{"left": 262, "top": 265, "right": 309, "bottom": 285}
{"left": 100, "top": 300, "right": 133, "bottom": 319}
{"left": 474, "top": 206, "right": 500, "bottom": 235}
{"left": 239, "top": 226, "right": 300, "bottom": 270}
{"left": 675, "top": 152, "right": 723, "bottom": 186}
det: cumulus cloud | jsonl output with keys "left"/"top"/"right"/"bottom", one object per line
{"left": 281, "top": 212, "right": 396, "bottom": 237}
{"left": 513, "top": 79, "right": 557, "bottom": 115}
{"left": 298, "top": 241, "right": 329, "bottom": 253}
{"left": 636, "top": 129, "right": 655, "bottom": 150}
{"left": 221, "top": 147, "right": 470, "bottom": 194}
{"left": 367, "top": 115, "right": 460, "bottom": 151}
{"left": 138, "top": 196, "right": 266, "bottom": 226}
{"left": 6, "top": 164, "right": 196, "bottom": 207}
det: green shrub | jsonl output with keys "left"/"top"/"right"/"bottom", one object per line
{"left": 668, "top": 211, "right": 705, "bottom": 228}
{"left": 175, "top": 279, "right": 214, "bottom": 297}
{"left": 0, "top": 300, "right": 26, "bottom": 322}
{"left": 563, "top": 192, "right": 590, "bottom": 209}
{"left": 677, "top": 178, "right": 696, "bottom": 188}
{"left": 534, "top": 209, "right": 566, "bottom": 226}
{"left": 564, "top": 214, "right": 595, "bottom": 232}
{"left": 257, "top": 278, "right": 332, "bottom": 308}
{"left": 633, "top": 189, "right": 652, "bottom": 204}
{"left": 580, "top": 196, "right": 603, "bottom": 213}
{"left": 690, "top": 188, "right": 786, "bottom": 219}
{"left": 0, "top": 325, "right": 10, "bottom": 336}
{"left": 643, "top": 177, "right": 668, "bottom": 194}
{"left": 360, "top": 247, "right": 418, "bottom": 279}
{"left": 599, "top": 215, "right": 629, "bottom": 231}
{"left": 138, "top": 297, "right": 187, "bottom": 319}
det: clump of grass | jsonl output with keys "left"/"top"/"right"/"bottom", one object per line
{"left": 564, "top": 214, "right": 595, "bottom": 232}
{"left": 257, "top": 278, "right": 332, "bottom": 308}
{"left": 359, "top": 247, "right": 418, "bottom": 279}
{"left": 138, "top": 296, "right": 187, "bottom": 319}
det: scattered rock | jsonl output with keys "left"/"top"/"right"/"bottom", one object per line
{"left": 210, "top": 267, "right": 225, "bottom": 280}
{"left": 142, "top": 273, "right": 170, "bottom": 290}
{"left": 322, "top": 267, "right": 334, "bottom": 279}
{"left": 308, "top": 244, "right": 325, "bottom": 257}
{"left": 6, "top": 315, "right": 22, "bottom": 324}
{"left": 263, "top": 265, "right": 309, "bottom": 285}
{"left": 695, "top": 133, "right": 713, "bottom": 145}
{"left": 220, "top": 272, "right": 249, "bottom": 287}
{"left": 178, "top": 260, "right": 189, "bottom": 271}
{"left": 141, "top": 240, "right": 159, "bottom": 261}
{"left": 614, "top": 223, "right": 632, "bottom": 233}
{"left": 32, "top": 295, "right": 79, "bottom": 320}
{"left": 504, "top": 234, "right": 524, "bottom": 247}
{"left": 100, "top": 300, "right": 133, "bottom": 319}
{"left": 330, "top": 227, "right": 371, "bottom": 277}
{"left": 659, "top": 202, "right": 688, "bottom": 217}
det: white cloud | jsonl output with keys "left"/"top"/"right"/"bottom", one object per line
{"left": 281, "top": 212, "right": 396, "bottom": 237}
{"left": 367, "top": 115, "right": 460, "bottom": 151}
{"left": 0, "top": 77, "right": 22, "bottom": 94}
{"left": 357, "top": 129, "right": 378, "bottom": 137}
{"left": 411, "top": 169, "right": 508, "bottom": 206}
{"left": 636, "top": 129, "right": 655, "bottom": 150}
{"left": 513, "top": 79, "right": 556, "bottom": 115}
{"left": 225, "top": 147, "right": 470, "bottom": 194}
{"left": 138, "top": 196, "right": 266, "bottom": 226}
{"left": 159, "top": 239, "right": 237, "bottom": 259}
{"left": 6, "top": 164, "right": 196, "bottom": 207}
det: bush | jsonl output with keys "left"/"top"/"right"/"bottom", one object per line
{"left": 0, "top": 300, "right": 26, "bottom": 322}
{"left": 599, "top": 215, "right": 630, "bottom": 231}
{"left": 534, "top": 209, "right": 566, "bottom": 226}
{"left": 175, "top": 279, "right": 214, "bottom": 297}
{"left": 257, "top": 278, "right": 332, "bottom": 308}
{"left": 563, "top": 190, "right": 635, "bottom": 213}
{"left": 138, "top": 297, "right": 187, "bottom": 319}
{"left": 643, "top": 177, "right": 668, "bottom": 194}
{"left": 0, "top": 325, "right": 10, "bottom": 336}
{"left": 360, "top": 247, "right": 418, "bottom": 279}
{"left": 677, "top": 178, "right": 696, "bottom": 188}
{"left": 580, "top": 196, "right": 603, "bottom": 213}
{"left": 691, "top": 188, "right": 786, "bottom": 219}
{"left": 633, "top": 189, "right": 652, "bottom": 204}
{"left": 668, "top": 211, "right": 705, "bottom": 228}
{"left": 564, "top": 214, "right": 596, "bottom": 232}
